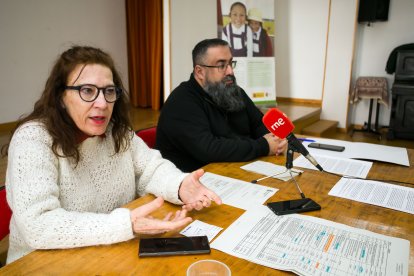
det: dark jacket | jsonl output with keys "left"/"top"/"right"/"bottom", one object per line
{"left": 385, "top": 43, "right": 414, "bottom": 74}
{"left": 156, "top": 74, "right": 269, "bottom": 172}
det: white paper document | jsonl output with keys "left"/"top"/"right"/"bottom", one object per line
{"left": 329, "top": 177, "right": 414, "bottom": 214}
{"left": 200, "top": 172, "right": 277, "bottom": 210}
{"left": 180, "top": 220, "right": 223, "bottom": 242}
{"left": 303, "top": 138, "right": 409, "bottom": 166}
{"left": 240, "top": 161, "right": 303, "bottom": 181}
{"left": 293, "top": 154, "right": 372, "bottom": 178}
{"left": 211, "top": 205, "right": 409, "bottom": 276}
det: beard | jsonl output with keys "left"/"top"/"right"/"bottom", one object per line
{"left": 204, "top": 75, "right": 246, "bottom": 112}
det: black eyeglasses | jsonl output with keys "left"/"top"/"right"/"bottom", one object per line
{"left": 198, "top": 61, "right": 237, "bottom": 72}
{"left": 65, "top": 84, "right": 122, "bottom": 103}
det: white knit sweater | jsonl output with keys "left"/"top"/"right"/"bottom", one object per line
{"left": 5, "top": 122, "right": 186, "bottom": 264}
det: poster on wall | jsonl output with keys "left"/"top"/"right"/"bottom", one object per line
{"left": 218, "top": 0, "right": 276, "bottom": 105}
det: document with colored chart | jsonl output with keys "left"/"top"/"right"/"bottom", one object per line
{"left": 211, "top": 205, "right": 409, "bottom": 276}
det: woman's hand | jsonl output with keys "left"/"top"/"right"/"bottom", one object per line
{"left": 178, "top": 169, "right": 222, "bottom": 211}
{"left": 130, "top": 197, "right": 192, "bottom": 235}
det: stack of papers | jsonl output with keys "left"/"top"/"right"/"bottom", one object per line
{"left": 293, "top": 154, "right": 372, "bottom": 178}
{"left": 211, "top": 205, "right": 409, "bottom": 275}
{"left": 329, "top": 177, "right": 414, "bottom": 214}
{"left": 303, "top": 138, "right": 409, "bottom": 166}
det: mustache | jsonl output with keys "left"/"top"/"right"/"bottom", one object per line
{"left": 222, "top": 75, "right": 236, "bottom": 85}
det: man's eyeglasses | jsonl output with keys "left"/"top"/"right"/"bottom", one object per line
{"left": 198, "top": 61, "right": 237, "bottom": 72}
{"left": 65, "top": 84, "right": 122, "bottom": 103}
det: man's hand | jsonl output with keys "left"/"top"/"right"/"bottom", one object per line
{"left": 264, "top": 133, "right": 288, "bottom": 155}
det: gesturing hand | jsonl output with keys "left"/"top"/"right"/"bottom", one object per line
{"left": 130, "top": 197, "right": 192, "bottom": 235}
{"left": 178, "top": 169, "right": 222, "bottom": 211}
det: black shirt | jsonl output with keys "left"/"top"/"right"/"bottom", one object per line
{"left": 156, "top": 74, "right": 269, "bottom": 172}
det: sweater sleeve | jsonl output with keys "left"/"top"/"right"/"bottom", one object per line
{"left": 131, "top": 134, "right": 186, "bottom": 205}
{"left": 6, "top": 124, "right": 134, "bottom": 251}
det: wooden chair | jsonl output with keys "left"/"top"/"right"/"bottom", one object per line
{"left": 136, "top": 127, "right": 157, "bottom": 149}
{"left": 0, "top": 186, "right": 12, "bottom": 266}
{"left": 0, "top": 187, "right": 11, "bottom": 241}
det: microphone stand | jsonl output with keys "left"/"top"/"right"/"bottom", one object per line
{"left": 286, "top": 145, "right": 305, "bottom": 199}
{"left": 267, "top": 144, "right": 321, "bottom": 215}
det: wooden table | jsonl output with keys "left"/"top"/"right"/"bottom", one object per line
{"left": 1, "top": 151, "right": 413, "bottom": 275}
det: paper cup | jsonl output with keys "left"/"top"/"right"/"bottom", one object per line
{"left": 187, "top": 259, "right": 231, "bottom": 276}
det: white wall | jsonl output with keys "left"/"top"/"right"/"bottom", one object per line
{"left": 275, "top": 0, "right": 329, "bottom": 100}
{"left": 351, "top": 0, "right": 414, "bottom": 127}
{"left": 0, "top": 0, "right": 128, "bottom": 124}
{"left": 2, "top": 0, "right": 411, "bottom": 129}
{"left": 322, "top": 0, "right": 358, "bottom": 128}
{"left": 169, "top": 0, "right": 217, "bottom": 94}
{"left": 275, "top": 0, "right": 358, "bottom": 128}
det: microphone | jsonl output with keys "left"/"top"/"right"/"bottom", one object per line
{"left": 262, "top": 108, "right": 324, "bottom": 171}
{"left": 263, "top": 108, "right": 323, "bottom": 216}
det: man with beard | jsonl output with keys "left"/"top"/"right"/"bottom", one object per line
{"left": 156, "top": 38, "right": 287, "bottom": 172}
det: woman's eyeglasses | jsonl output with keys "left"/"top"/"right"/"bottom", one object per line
{"left": 65, "top": 84, "right": 122, "bottom": 103}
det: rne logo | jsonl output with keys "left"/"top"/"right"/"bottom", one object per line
{"left": 270, "top": 118, "right": 285, "bottom": 131}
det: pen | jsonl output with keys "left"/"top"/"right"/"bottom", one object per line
{"left": 298, "top": 138, "right": 316, "bottom": 143}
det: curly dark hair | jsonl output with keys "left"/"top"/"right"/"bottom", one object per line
{"left": 2, "top": 45, "right": 133, "bottom": 163}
